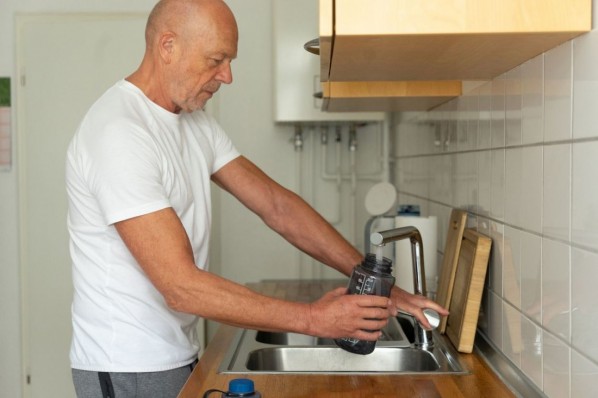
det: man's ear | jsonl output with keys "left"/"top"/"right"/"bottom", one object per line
{"left": 158, "top": 32, "right": 176, "bottom": 64}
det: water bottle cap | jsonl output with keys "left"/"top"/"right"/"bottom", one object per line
{"left": 228, "top": 378, "right": 255, "bottom": 394}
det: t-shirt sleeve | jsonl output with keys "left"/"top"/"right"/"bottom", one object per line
{"left": 202, "top": 113, "right": 240, "bottom": 174}
{"left": 81, "top": 120, "right": 170, "bottom": 225}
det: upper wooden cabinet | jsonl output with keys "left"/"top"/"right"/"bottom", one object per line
{"left": 318, "top": 0, "right": 591, "bottom": 111}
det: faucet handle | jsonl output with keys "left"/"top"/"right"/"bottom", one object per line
{"left": 397, "top": 309, "right": 440, "bottom": 330}
{"left": 423, "top": 309, "right": 440, "bottom": 330}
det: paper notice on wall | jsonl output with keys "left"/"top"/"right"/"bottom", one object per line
{"left": 0, "top": 77, "right": 11, "bottom": 170}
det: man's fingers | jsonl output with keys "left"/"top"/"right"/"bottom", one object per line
{"left": 349, "top": 294, "right": 392, "bottom": 308}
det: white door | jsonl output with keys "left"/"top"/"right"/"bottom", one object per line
{"left": 17, "top": 14, "right": 147, "bottom": 397}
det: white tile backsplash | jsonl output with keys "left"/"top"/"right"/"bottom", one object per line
{"left": 520, "top": 146, "right": 543, "bottom": 233}
{"left": 487, "top": 221, "right": 504, "bottom": 295}
{"left": 543, "top": 144, "right": 571, "bottom": 241}
{"left": 503, "top": 301, "right": 522, "bottom": 367}
{"left": 521, "top": 314, "right": 543, "bottom": 390}
{"left": 572, "top": 349, "right": 598, "bottom": 398}
{"left": 492, "top": 75, "right": 506, "bottom": 148}
{"left": 490, "top": 149, "right": 505, "bottom": 221}
{"left": 488, "top": 289, "right": 504, "bottom": 350}
{"left": 503, "top": 226, "right": 521, "bottom": 308}
{"left": 393, "top": 25, "right": 598, "bottom": 397}
{"left": 505, "top": 66, "right": 523, "bottom": 146}
{"left": 543, "top": 331, "right": 570, "bottom": 398}
{"left": 477, "top": 150, "right": 492, "bottom": 215}
{"left": 571, "top": 248, "right": 598, "bottom": 363}
{"left": 465, "top": 89, "right": 479, "bottom": 150}
{"left": 544, "top": 41, "right": 573, "bottom": 142}
{"left": 542, "top": 238, "right": 570, "bottom": 341}
{"left": 521, "top": 232, "right": 542, "bottom": 324}
{"left": 572, "top": 141, "right": 598, "bottom": 252}
{"left": 522, "top": 54, "right": 545, "bottom": 144}
{"left": 478, "top": 81, "right": 493, "bottom": 149}
{"left": 505, "top": 148, "right": 522, "bottom": 226}
{"left": 573, "top": 29, "right": 598, "bottom": 139}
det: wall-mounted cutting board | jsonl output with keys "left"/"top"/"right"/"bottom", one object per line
{"left": 436, "top": 209, "right": 468, "bottom": 333}
{"left": 446, "top": 228, "right": 492, "bottom": 353}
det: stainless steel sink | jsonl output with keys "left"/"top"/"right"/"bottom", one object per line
{"left": 245, "top": 346, "right": 440, "bottom": 372}
{"left": 255, "top": 331, "right": 334, "bottom": 346}
{"left": 218, "top": 315, "right": 469, "bottom": 375}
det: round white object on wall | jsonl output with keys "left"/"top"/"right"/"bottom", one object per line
{"left": 364, "top": 182, "right": 397, "bottom": 216}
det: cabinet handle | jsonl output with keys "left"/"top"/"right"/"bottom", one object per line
{"left": 303, "top": 38, "right": 320, "bottom": 55}
{"left": 313, "top": 91, "right": 323, "bottom": 99}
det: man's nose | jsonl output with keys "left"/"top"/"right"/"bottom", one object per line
{"left": 217, "top": 61, "right": 233, "bottom": 84}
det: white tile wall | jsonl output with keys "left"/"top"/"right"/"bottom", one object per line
{"left": 488, "top": 289, "right": 504, "bottom": 350}
{"left": 491, "top": 75, "right": 506, "bottom": 148}
{"left": 545, "top": 42, "right": 572, "bottom": 142}
{"left": 503, "top": 226, "right": 521, "bottom": 308}
{"left": 521, "top": 54, "right": 544, "bottom": 144}
{"left": 520, "top": 147, "right": 543, "bottom": 233}
{"left": 505, "top": 148, "right": 522, "bottom": 226}
{"left": 572, "top": 141, "right": 598, "bottom": 252}
{"left": 505, "top": 66, "right": 522, "bottom": 146}
{"left": 521, "top": 314, "right": 543, "bottom": 389}
{"left": 393, "top": 22, "right": 598, "bottom": 396}
{"left": 572, "top": 349, "right": 598, "bottom": 398}
{"left": 478, "top": 81, "right": 493, "bottom": 150}
{"left": 542, "top": 238, "right": 570, "bottom": 340}
{"left": 571, "top": 248, "right": 598, "bottom": 363}
{"left": 543, "top": 331, "right": 570, "bottom": 398}
{"left": 503, "top": 301, "right": 522, "bottom": 366}
{"left": 521, "top": 232, "right": 542, "bottom": 324}
{"left": 573, "top": 29, "right": 598, "bottom": 139}
{"left": 543, "top": 144, "right": 571, "bottom": 241}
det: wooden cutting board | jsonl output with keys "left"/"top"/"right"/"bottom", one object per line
{"left": 435, "top": 209, "right": 468, "bottom": 333}
{"left": 446, "top": 228, "right": 492, "bottom": 353}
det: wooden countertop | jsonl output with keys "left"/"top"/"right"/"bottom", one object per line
{"left": 178, "top": 281, "right": 515, "bottom": 398}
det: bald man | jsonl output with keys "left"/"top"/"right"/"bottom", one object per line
{"left": 66, "top": 0, "right": 446, "bottom": 396}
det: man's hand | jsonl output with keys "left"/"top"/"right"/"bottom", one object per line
{"left": 390, "top": 286, "right": 449, "bottom": 330}
{"left": 307, "top": 287, "right": 395, "bottom": 341}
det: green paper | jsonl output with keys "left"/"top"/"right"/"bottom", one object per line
{"left": 0, "top": 78, "right": 10, "bottom": 107}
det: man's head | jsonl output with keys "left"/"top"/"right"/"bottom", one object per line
{"left": 131, "top": 0, "right": 238, "bottom": 113}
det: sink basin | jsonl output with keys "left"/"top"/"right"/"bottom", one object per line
{"left": 254, "top": 317, "right": 407, "bottom": 347}
{"left": 218, "top": 315, "right": 469, "bottom": 375}
{"left": 255, "top": 331, "right": 334, "bottom": 346}
{"left": 246, "top": 346, "right": 440, "bottom": 372}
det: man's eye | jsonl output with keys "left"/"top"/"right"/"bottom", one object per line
{"left": 211, "top": 58, "right": 224, "bottom": 65}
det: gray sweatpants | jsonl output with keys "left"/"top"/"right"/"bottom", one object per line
{"left": 72, "top": 360, "right": 197, "bottom": 398}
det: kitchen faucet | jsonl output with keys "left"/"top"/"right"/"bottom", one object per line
{"left": 370, "top": 226, "right": 436, "bottom": 349}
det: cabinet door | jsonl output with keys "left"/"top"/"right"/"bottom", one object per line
{"left": 272, "top": 0, "right": 384, "bottom": 122}
{"left": 16, "top": 15, "right": 146, "bottom": 397}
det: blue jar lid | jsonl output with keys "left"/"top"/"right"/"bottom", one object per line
{"left": 228, "top": 378, "right": 255, "bottom": 394}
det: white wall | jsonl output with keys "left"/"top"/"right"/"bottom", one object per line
{"left": 216, "top": 0, "right": 384, "bottom": 283}
{"left": 1, "top": 3, "right": 161, "bottom": 397}
{"left": 392, "top": 4, "right": 598, "bottom": 396}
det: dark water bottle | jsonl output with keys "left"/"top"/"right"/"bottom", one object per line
{"left": 334, "top": 253, "right": 395, "bottom": 355}
{"left": 203, "top": 378, "right": 262, "bottom": 398}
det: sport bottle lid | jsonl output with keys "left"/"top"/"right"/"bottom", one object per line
{"left": 228, "top": 378, "right": 255, "bottom": 395}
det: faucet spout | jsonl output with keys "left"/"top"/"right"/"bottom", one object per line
{"left": 370, "top": 226, "right": 426, "bottom": 297}
{"left": 370, "top": 226, "right": 434, "bottom": 349}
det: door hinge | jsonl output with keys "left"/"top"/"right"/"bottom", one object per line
{"left": 20, "top": 74, "right": 26, "bottom": 87}
{"left": 26, "top": 374, "right": 31, "bottom": 384}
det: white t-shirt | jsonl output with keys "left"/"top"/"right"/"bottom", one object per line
{"left": 66, "top": 80, "right": 240, "bottom": 372}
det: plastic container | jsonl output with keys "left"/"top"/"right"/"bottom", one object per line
{"left": 334, "top": 253, "right": 395, "bottom": 355}
{"left": 202, "top": 378, "right": 262, "bottom": 398}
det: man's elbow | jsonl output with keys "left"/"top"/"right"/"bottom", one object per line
{"left": 162, "top": 286, "right": 193, "bottom": 314}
